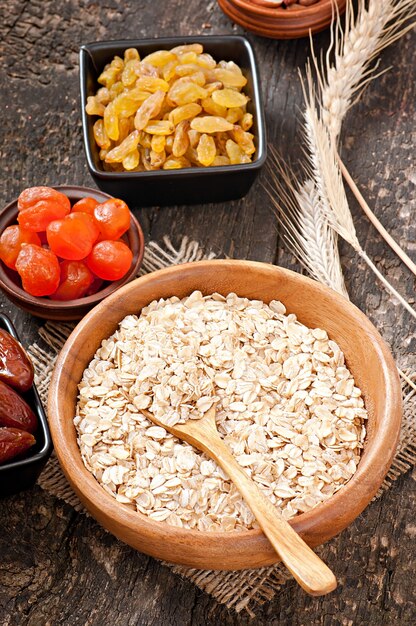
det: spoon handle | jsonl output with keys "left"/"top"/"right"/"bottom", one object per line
{"left": 201, "top": 430, "right": 337, "bottom": 596}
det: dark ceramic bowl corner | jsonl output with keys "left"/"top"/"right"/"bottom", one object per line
{"left": 0, "top": 314, "right": 53, "bottom": 498}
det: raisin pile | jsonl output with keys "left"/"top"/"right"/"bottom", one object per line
{"left": 86, "top": 44, "right": 255, "bottom": 171}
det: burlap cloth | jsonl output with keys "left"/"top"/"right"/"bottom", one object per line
{"left": 28, "top": 237, "right": 416, "bottom": 617}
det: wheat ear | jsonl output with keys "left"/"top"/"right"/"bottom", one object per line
{"left": 314, "top": 0, "right": 416, "bottom": 276}
{"left": 263, "top": 149, "right": 349, "bottom": 298}
{"left": 315, "top": 0, "right": 416, "bottom": 140}
{"left": 302, "top": 69, "right": 416, "bottom": 321}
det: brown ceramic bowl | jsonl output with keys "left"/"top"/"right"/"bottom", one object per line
{"left": 218, "top": 0, "right": 347, "bottom": 39}
{"left": 0, "top": 186, "right": 145, "bottom": 321}
{"left": 48, "top": 260, "right": 402, "bottom": 570}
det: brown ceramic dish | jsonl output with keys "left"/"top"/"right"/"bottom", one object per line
{"left": 218, "top": 0, "right": 347, "bottom": 39}
{"left": 0, "top": 186, "right": 145, "bottom": 321}
{"left": 48, "top": 260, "right": 402, "bottom": 570}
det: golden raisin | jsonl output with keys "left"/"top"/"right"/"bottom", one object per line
{"left": 144, "top": 120, "right": 174, "bottom": 135}
{"left": 230, "top": 126, "right": 255, "bottom": 156}
{"left": 86, "top": 44, "right": 255, "bottom": 171}
{"left": 151, "top": 135, "right": 166, "bottom": 154}
{"left": 135, "top": 76, "right": 170, "bottom": 93}
{"left": 93, "top": 119, "right": 111, "bottom": 149}
{"left": 168, "top": 80, "right": 208, "bottom": 106}
{"left": 169, "top": 103, "right": 202, "bottom": 125}
{"left": 142, "top": 50, "right": 176, "bottom": 67}
{"left": 212, "top": 68, "right": 247, "bottom": 88}
{"left": 212, "top": 89, "right": 249, "bottom": 108}
{"left": 103, "top": 102, "right": 119, "bottom": 141}
{"left": 134, "top": 90, "right": 165, "bottom": 131}
{"left": 172, "top": 121, "right": 190, "bottom": 157}
{"left": 105, "top": 130, "right": 141, "bottom": 163}
{"left": 226, "top": 108, "right": 244, "bottom": 124}
{"left": 122, "top": 150, "right": 140, "bottom": 170}
{"left": 201, "top": 97, "right": 227, "bottom": 118}
{"left": 240, "top": 112, "right": 253, "bottom": 131}
{"left": 163, "top": 156, "right": 191, "bottom": 170}
{"left": 226, "top": 139, "right": 251, "bottom": 164}
{"left": 190, "top": 116, "right": 233, "bottom": 133}
{"left": 85, "top": 97, "right": 105, "bottom": 116}
{"left": 197, "top": 134, "right": 216, "bottom": 166}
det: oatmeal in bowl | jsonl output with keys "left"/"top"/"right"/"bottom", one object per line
{"left": 75, "top": 290, "right": 367, "bottom": 532}
{"left": 48, "top": 260, "right": 401, "bottom": 569}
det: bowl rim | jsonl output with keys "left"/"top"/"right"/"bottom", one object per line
{"left": 48, "top": 259, "right": 402, "bottom": 568}
{"left": 0, "top": 185, "right": 145, "bottom": 311}
{"left": 0, "top": 313, "right": 53, "bottom": 473}
{"left": 230, "top": 0, "right": 346, "bottom": 18}
{"left": 79, "top": 34, "right": 267, "bottom": 179}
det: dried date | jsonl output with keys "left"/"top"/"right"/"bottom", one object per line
{"left": 0, "top": 329, "right": 34, "bottom": 392}
{"left": 0, "top": 380, "right": 38, "bottom": 433}
{"left": 0, "top": 427, "right": 36, "bottom": 465}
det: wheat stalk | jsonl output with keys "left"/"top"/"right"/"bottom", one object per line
{"left": 264, "top": 149, "right": 349, "bottom": 298}
{"left": 302, "top": 68, "right": 416, "bottom": 321}
{"left": 265, "top": 0, "right": 416, "bottom": 319}
{"left": 337, "top": 154, "right": 416, "bottom": 278}
{"left": 315, "top": 0, "right": 416, "bottom": 276}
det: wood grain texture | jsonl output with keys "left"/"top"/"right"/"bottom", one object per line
{"left": 0, "top": 0, "right": 415, "bottom": 622}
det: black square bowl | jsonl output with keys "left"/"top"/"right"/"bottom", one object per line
{"left": 80, "top": 35, "right": 267, "bottom": 207}
{"left": 0, "top": 314, "right": 53, "bottom": 497}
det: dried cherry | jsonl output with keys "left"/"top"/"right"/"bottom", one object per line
{"left": 0, "top": 226, "right": 41, "bottom": 270}
{"left": 46, "top": 213, "right": 99, "bottom": 260}
{"left": 86, "top": 240, "right": 133, "bottom": 281}
{"left": 17, "top": 187, "right": 71, "bottom": 232}
{"left": 15, "top": 244, "right": 60, "bottom": 296}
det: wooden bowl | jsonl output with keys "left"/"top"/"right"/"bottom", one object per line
{"left": 0, "top": 186, "right": 145, "bottom": 321}
{"left": 48, "top": 260, "right": 402, "bottom": 570}
{"left": 218, "top": 0, "right": 347, "bottom": 39}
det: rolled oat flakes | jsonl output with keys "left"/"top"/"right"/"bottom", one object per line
{"left": 74, "top": 291, "right": 367, "bottom": 531}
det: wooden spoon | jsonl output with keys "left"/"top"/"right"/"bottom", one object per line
{"left": 141, "top": 405, "right": 337, "bottom": 596}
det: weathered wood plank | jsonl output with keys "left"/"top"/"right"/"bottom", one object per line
{"left": 0, "top": 0, "right": 415, "bottom": 624}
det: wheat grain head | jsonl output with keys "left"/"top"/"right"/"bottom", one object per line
{"left": 316, "top": 0, "right": 416, "bottom": 138}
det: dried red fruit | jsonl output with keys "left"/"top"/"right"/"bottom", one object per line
{"left": 15, "top": 244, "right": 60, "bottom": 296}
{"left": 71, "top": 196, "right": 100, "bottom": 217}
{"left": 46, "top": 213, "right": 99, "bottom": 260}
{"left": 52, "top": 260, "right": 94, "bottom": 301}
{"left": 94, "top": 199, "right": 131, "bottom": 240}
{"left": 0, "top": 427, "right": 36, "bottom": 465}
{"left": 17, "top": 187, "right": 71, "bottom": 232}
{"left": 0, "top": 226, "right": 41, "bottom": 270}
{"left": 0, "top": 329, "right": 34, "bottom": 392}
{"left": 86, "top": 240, "right": 133, "bottom": 281}
{"left": 0, "top": 380, "right": 38, "bottom": 433}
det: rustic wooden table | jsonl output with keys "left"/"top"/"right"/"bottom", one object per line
{"left": 1, "top": 1, "right": 415, "bottom": 624}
